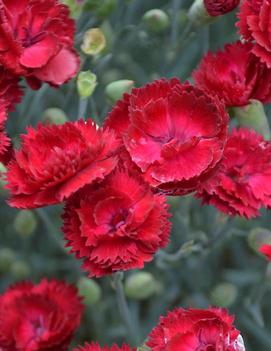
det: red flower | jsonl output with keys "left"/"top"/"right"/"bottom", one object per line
{"left": 204, "top": 0, "right": 240, "bottom": 16}
{"left": 62, "top": 169, "right": 171, "bottom": 277}
{"left": 0, "top": 0, "right": 80, "bottom": 87}
{"left": 73, "top": 342, "right": 135, "bottom": 351}
{"left": 196, "top": 128, "right": 271, "bottom": 218}
{"left": 0, "top": 67, "right": 23, "bottom": 111}
{"left": 193, "top": 41, "right": 271, "bottom": 107}
{"left": 104, "top": 78, "right": 229, "bottom": 196}
{"left": 6, "top": 119, "right": 120, "bottom": 209}
{"left": 0, "top": 279, "right": 83, "bottom": 351}
{"left": 238, "top": 0, "right": 271, "bottom": 68}
{"left": 147, "top": 307, "right": 245, "bottom": 351}
{"left": 259, "top": 244, "right": 271, "bottom": 260}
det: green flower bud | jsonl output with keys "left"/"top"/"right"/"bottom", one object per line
{"left": 105, "top": 79, "right": 134, "bottom": 104}
{"left": 81, "top": 28, "right": 106, "bottom": 56}
{"left": 11, "top": 260, "right": 31, "bottom": 279}
{"left": 188, "top": 0, "right": 216, "bottom": 26}
{"left": 232, "top": 99, "right": 270, "bottom": 140}
{"left": 77, "top": 71, "right": 97, "bottom": 98}
{"left": 124, "top": 272, "right": 159, "bottom": 300}
{"left": 14, "top": 210, "right": 37, "bottom": 238}
{"left": 248, "top": 227, "right": 271, "bottom": 253}
{"left": 0, "top": 248, "right": 16, "bottom": 273}
{"left": 78, "top": 277, "right": 102, "bottom": 305}
{"left": 210, "top": 282, "right": 238, "bottom": 307}
{"left": 142, "top": 9, "right": 170, "bottom": 33}
{"left": 0, "top": 162, "right": 7, "bottom": 194}
{"left": 42, "top": 108, "right": 68, "bottom": 125}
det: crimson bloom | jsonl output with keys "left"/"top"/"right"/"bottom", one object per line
{"left": 6, "top": 119, "right": 120, "bottom": 209}
{"left": 238, "top": 0, "right": 271, "bottom": 68}
{"left": 73, "top": 342, "right": 135, "bottom": 351}
{"left": 0, "top": 0, "right": 80, "bottom": 88}
{"left": 0, "top": 279, "right": 83, "bottom": 351}
{"left": 105, "top": 78, "right": 229, "bottom": 196}
{"left": 197, "top": 128, "right": 271, "bottom": 218}
{"left": 147, "top": 307, "right": 245, "bottom": 351}
{"left": 62, "top": 169, "right": 171, "bottom": 277}
{"left": 193, "top": 41, "right": 271, "bottom": 107}
{"left": 204, "top": 0, "right": 240, "bottom": 16}
{"left": 259, "top": 244, "right": 271, "bottom": 260}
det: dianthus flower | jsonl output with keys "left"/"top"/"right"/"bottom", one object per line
{"left": 238, "top": 0, "right": 271, "bottom": 68}
{"left": 62, "top": 169, "right": 171, "bottom": 277}
{"left": 73, "top": 342, "right": 135, "bottom": 351}
{"left": 193, "top": 41, "right": 271, "bottom": 107}
{"left": 259, "top": 244, "right": 271, "bottom": 260}
{"left": 104, "top": 78, "right": 229, "bottom": 196}
{"left": 6, "top": 119, "right": 120, "bottom": 208}
{"left": 0, "top": 0, "right": 80, "bottom": 88}
{"left": 196, "top": 128, "right": 271, "bottom": 218}
{"left": 0, "top": 279, "right": 83, "bottom": 351}
{"left": 204, "top": 0, "right": 240, "bottom": 16}
{"left": 147, "top": 307, "right": 245, "bottom": 351}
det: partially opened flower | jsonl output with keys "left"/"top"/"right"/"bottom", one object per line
{"left": 238, "top": 0, "right": 271, "bottom": 68}
{"left": 0, "top": 0, "right": 80, "bottom": 88}
{"left": 6, "top": 119, "right": 120, "bottom": 208}
{"left": 147, "top": 307, "right": 245, "bottom": 351}
{"left": 204, "top": 0, "right": 240, "bottom": 16}
{"left": 62, "top": 169, "right": 171, "bottom": 277}
{"left": 0, "top": 279, "right": 83, "bottom": 351}
{"left": 73, "top": 342, "right": 135, "bottom": 351}
{"left": 104, "top": 78, "right": 229, "bottom": 196}
{"left": 259, "top": 244, "right": 271, "bottom": 260}
{"left": 193, "top": 41, "right": 271, "bottom": 107}
{"left": 197, "top": 128, "right": 271, "bottom": 218}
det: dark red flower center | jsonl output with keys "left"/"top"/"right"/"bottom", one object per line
{"left": 31, "top": 315, "right": 46, "bottom": 337}
{"left": 110, "top": 209, "right": 129, "bottom": 231}
{"left": 21, "top": 27, "right": 46, "bottom": 48}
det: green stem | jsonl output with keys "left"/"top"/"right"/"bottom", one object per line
{"left": 77, "top": 98, "right": 88, "bottom": 120}
{"left": 113, "top": 272, "right": 138, "bottom": 344}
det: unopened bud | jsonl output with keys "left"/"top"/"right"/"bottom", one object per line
{"left": 142, "top": 9, "right": 170, "bottom": 33}
{"left": 78, "top": 277, "right": 102, "bottom": 305}
{"left": 210, "top": 282, "right": 238, "bottom": 307}
{"left": 124, "top": 272, "right": 159, "bottom": 300}
{"left": 0, "top": 248, "right": 16, "bottom": 273}
{"left": 14, "top": 210, "right": 37, "bottom": 238}
{"left": 42, "top": 108, "right": 68, "bottom": 125}
{"left": 81, "top": 28, "right": 106, "bottom": 56}
{"left": 188, "top": 0, "right": 215, "bottom": 26}
{"left": 0, "top": 162, "right": 7, "bottom": 194}
{"left": 11, "top": 260, "right": 31, "bottom": 279}
{"left": 233, "top": 99, "right": 270, "bottom": 140}
{"left": 248, "top": 227, "right": 271, "bottom": 253}
{"left": 105, "top": 79, "right": 134, "bottom": 103}
{"left": 77, "top": 71, "right": 97, "bottom": 98}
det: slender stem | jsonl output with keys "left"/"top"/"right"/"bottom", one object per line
{"left": 77, "top": 98, "right": 88, "bottom": 120}
{"left": 202, "top": 25, "right": 210, "bottom": 54}
{"left": 170, "top": 0, "right": 182, "bottom": 47}
{"left": 113, "top": 272, "right": 138, "bottom": 343}
{"left": 36, "top": 208, "right": 66, "bottom": 254}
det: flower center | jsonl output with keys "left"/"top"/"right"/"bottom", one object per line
{"left": 31, "top": 315, "right": 46, "bottom": 337}
{"left": 110, "top": 209, "right": 128, "bottom": 231}
{"left": 21, "top": 27, "right": 46, "bottom": 48}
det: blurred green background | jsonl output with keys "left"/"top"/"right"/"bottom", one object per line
{"left": 1, "top": 0, "right": 271, "bottom": 350}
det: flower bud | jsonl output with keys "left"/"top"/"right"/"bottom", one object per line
{"left": 14, "top": 210, "right": 37, "bottom": 238}
{"left": 233, "top": 99, "right": 270, "bottom": 140}
{"left": 0, "top": 248, "right": 16, "bottom": 273}
{"left": 77, "top": 277, "right": 102, "bottom": 305}
{"left": 105, "top": 79, "right": 134, "bottom": 103}
{"left": 42, "top": 108, "right": 68, "bottom": 125}
{"left": 210, "top": 282, "right": 238, "bottom": 307}
{"left": 81, "top": 28, "right": 106, "bottom": 56}
{"left": 248, "top": 227, "right": 271, "bottom": 253}
{"left": 142, "top": 9, "right": 170, "bottom": 33}
{"left": 11, "top": 260, "right": 31, "bottom": 279}
{"left": 124, "top": 272, "right": 159, "bottom": 300}
{"left": 0, "top": 162, "right": 8, "bottom": 194}
{"left": 188, "top": 0, "right": 215, "bottom": 26}
{"left": 77, "top": 71, "right": 97, "bottom": 98}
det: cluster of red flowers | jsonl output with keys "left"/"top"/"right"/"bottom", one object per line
{"left": 0, "top": 279, "right": 83, "bottom": 351}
